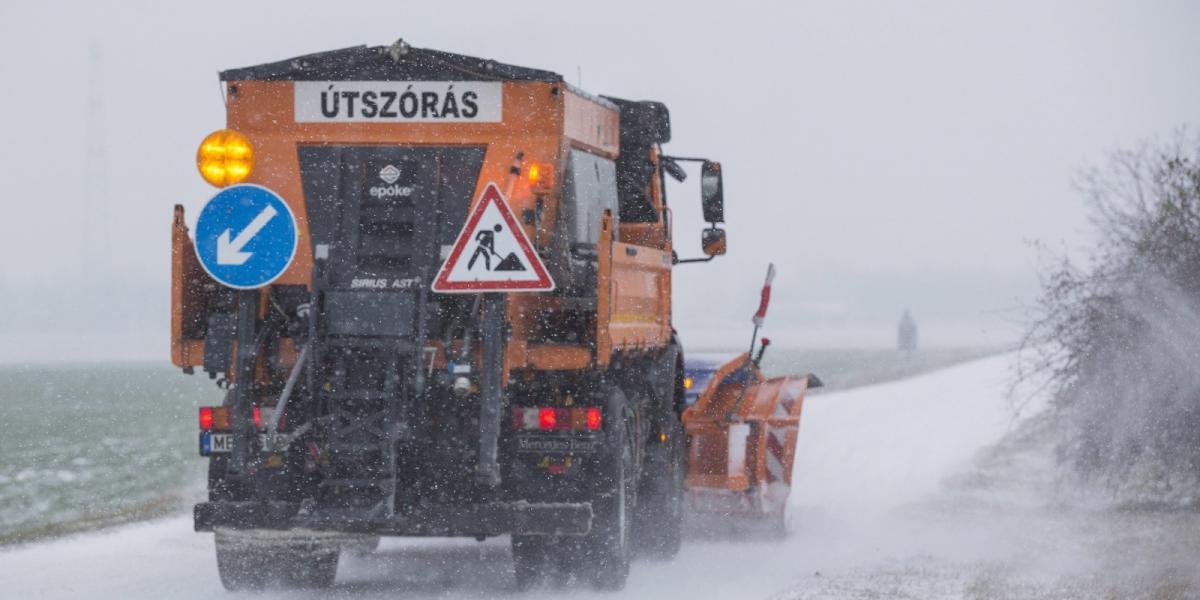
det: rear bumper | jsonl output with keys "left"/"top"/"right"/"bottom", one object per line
{"left": 194, "top": 500, "right": 592, "bottom": 537}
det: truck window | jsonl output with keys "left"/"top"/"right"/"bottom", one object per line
{"left": 615, "top": 145, "right": 658, "bottom": 223}
{"left": 564, "top": 149, "right": 619, "bottom": 245}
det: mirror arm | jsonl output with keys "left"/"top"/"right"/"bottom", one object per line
{"left": 672, "top": 247, "right": 717, "bottom": 265}
{"left": 661, "top": 157, "right": 688, "bottom": 182}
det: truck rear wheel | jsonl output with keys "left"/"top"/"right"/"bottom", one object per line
{"left": 576, "top": 387, "right": 634, "bottom": 591}
{"left": 215, "top": 537, "right": 269, "bottom": 591}
{"left": 214, "top": 535, "right": 339, "bottom": 591}
{"left": 286, "top": 549, "right": 339, "bottom": 588}
{"left": 634, "top": 417, "right": 685, "bottom": 558}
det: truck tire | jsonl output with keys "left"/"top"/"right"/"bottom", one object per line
{"left": 215, "top": 537, "right": 270, "bottom": 591}
{"left": 634, "top": 417, "right": 685, "bottom": 558}
{"left": 576, "top": 385, "right": 634, "bottom": 590}
{"left": 285, "top": 549, "right": 339, "bottom": 588}
{"left": 215, "top": 536, "right": 339, "bottom": 591}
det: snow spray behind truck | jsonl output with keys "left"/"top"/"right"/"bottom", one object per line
{"left": 171, "top": 39, "right": 811, "bottom": 591}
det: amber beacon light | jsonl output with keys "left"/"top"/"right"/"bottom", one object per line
{"left": 196, "top": 129, "right": 255, "bottom": 187}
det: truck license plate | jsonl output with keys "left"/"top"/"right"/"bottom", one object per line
{"left": 200, "top": 432, "right": 291, "bottom": 456}
{"left": 201, "top": 432, "right": 233, "bottom": 455}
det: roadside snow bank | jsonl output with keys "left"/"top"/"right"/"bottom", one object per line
{"left": 790, "top": 353, "right": 1026, "bottom": 521}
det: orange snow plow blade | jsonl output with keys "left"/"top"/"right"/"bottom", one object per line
{"left": 682, "top": 353, "right": 818, "bottom": 523}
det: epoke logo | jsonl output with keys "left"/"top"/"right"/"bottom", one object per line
{"left": 369, "top": 164, "right": 415, "bottom": 199}
{"left": 379, "top": 164, "right": 401, "bottom": 184}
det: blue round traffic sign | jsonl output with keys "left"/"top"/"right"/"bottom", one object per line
{"left": 194, "top": 184, "right": 298, "bottom": 290}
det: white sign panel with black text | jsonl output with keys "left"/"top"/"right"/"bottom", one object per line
{"left": 294, "top": 81, "right": 503, "bottom": 123}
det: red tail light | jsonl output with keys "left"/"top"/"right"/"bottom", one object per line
{"left": 513, "top": 406, "right": 603, "bottom": 431}
{"left": 202, "top": 406, "right": 253, "bottom": 431}
{"left": 538, "top": 408, "right": 557, "bottom": 430}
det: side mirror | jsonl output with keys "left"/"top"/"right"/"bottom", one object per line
{"left": 700, "top": 161, "right": 724, "bottom": 224}
{"left": 701, "top": 227, "right": 727, "bottom": 256}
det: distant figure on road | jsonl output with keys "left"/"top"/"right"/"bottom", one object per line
{"left": 898, "top": 309, "right": 918, "bottom": 352}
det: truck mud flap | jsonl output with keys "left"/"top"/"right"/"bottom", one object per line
{"left": 195, "top": 501, "right": 593, "bottom": 537}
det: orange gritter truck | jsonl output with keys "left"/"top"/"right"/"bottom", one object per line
{"left": 171, "top": 38, "right": 815, "bottom": 591}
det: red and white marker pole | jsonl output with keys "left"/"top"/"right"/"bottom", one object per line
{"left": 748, "top": 263, "right": 776, "bottom": 355}
{"left": 727, "top": 263, "right": 779, "bottom": 421}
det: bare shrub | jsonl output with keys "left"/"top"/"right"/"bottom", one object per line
{"left": 1022, "top": 133, "right": 1200, "bottom": 500}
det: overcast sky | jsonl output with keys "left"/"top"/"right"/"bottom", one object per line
{"left": 1, "top": 0, "right": 1198, "bottom": 361}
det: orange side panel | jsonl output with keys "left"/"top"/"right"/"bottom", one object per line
{"left": 596, "top": 211, "right": 614, "bottom": 366}
{"left": 171, "top": 205, "right": 206, "bottom": 368}
{"left": 605, "top": 144, "right": 671, "bottom": 354}
{"left": 608, "top": 243, "right": 672, "bottom": 349}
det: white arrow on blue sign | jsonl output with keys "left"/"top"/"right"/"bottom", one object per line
{"left": 194, "top": 184, "right": 298, "bottom": 290}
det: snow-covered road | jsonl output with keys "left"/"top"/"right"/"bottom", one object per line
{"left": 14, "top": 354, "right": 1189, "bottom": 599}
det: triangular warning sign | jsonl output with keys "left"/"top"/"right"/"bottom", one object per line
{"left": 432, "top": 182, "right": 555, "bottom": 293}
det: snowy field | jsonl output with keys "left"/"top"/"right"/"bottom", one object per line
{"left": 3, "top": 354, "right": 1199, "bottom": 599}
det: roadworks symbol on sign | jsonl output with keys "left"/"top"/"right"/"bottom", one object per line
{"left": 432, "top": 182, "right": 555, "bottom": 293}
